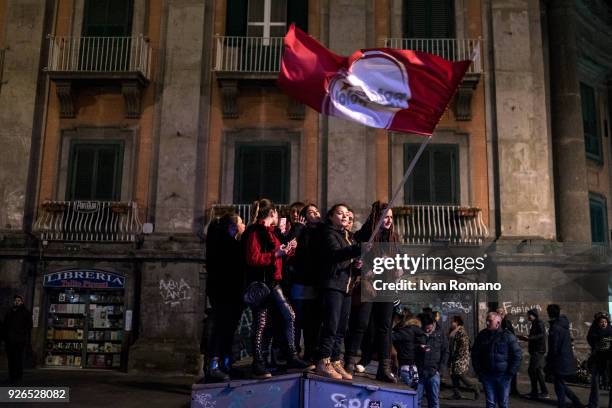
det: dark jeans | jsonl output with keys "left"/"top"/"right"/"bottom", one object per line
{"left": 291, "top": 296, "right": 320, "bottom": 362}
{"left": 528, "top": 352, "right": 548, "bottom": 395}
{"left": 589, "top": 363, "right": 601, "bottom": 408}
{"left": 208, "top": 295, "right": 244, "bottom": 360}
{"left": 6, "top": 343, "right": 25, "bottom": 384}
{"left": 318, "top": 289, "right": 351, "bottom": 361}
{"left": 451, "top": 373, "right": 479, "bottom": 395}
{"left": 346, "top": 301, "right": 393, "bottom": 360}
{"left": 553, "top": 375, "right": 582, "bottom": 408}
{"left": 480, "top": 374, "right": 511, "bottom": 408}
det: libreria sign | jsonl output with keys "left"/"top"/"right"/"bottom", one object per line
{"left": 43, "top": 269, "right": 125, "bottom": 289}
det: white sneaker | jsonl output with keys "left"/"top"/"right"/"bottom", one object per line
{"left": 355, "top": 364, "right": 366, "bottom": 373}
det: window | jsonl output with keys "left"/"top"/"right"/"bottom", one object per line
{"left": 404, "top": 143, "right": 459, "bottom": 204}
{"left": 403, "top": 0, "right": 454, "bottom": 38}
{"left": 581, "top": 83, "right": 601, "bottom": 162}
{"left": 225, "top": 0, "right": 308, "bottom": 36}
{"left": 82, "top": 0, "right": 133, "bottom": 37}
{"left": 589, "top": 193, "right": 608, "bottom": 244}
{"left": 234, "top": 144, "right": 290, "bottom": 204}
{"left": 66, "top": 141, "right": 124, "bottom": 201}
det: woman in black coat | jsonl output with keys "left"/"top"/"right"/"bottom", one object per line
{"left": 345, "top": 201, "right": 399, "bottom": 382}
{"left": 315, "top": 203, "right": 361, "bottom": 380}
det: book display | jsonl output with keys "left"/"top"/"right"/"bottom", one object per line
{"left": 45, "top": 289, "right": 125, "bottom": 369}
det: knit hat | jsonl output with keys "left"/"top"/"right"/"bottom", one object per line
{"left": 527, "top": 308, "right": 538, "bottom": 318}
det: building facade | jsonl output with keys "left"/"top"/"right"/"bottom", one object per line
{"left": 0, "top": 0, "right": 610, "bottom": 372}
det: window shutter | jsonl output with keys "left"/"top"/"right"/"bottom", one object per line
{"left": 234, "top": 144, "right": 290, "bottom": 204}
{"left": 83, "top": 0, "right": 133, "bottom": 36}
{"left": 226, "top": 0, "right": 249, "bottom": 36}
{"left": 589, "top": 194, "right": 608, "bottom": 244}
{"left": 430, "top": 0, "right": 454, "bottom": 38}
{"left": 403, "top": 0, "right": 427, "bottom": 38}
{"left": 96, "top": 146, "right": 122, "bottom": 200}
{"left": 404, "top": 144, "right": 459, "bottom": 205}
{"left": 287, "top": 0, "right": 308, "bottom": 33}
{"left": 70, "top": 146, "right": 96, "bottom": 200}
{"left": 433, "top": 149, "right": 453, "bottom": 203}
{"left": 581, "top": 83, "right": 600, "bottom": 160}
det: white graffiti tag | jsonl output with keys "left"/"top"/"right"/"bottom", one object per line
{"left": 193, "top": 393, "right": 216, "bottom": 408}
{"left": 159, "top": 278, "right": 192, "bottom": 306}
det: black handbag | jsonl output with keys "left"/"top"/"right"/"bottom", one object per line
{"left": 243, "top": 281, "right": 270, "bottom": 308}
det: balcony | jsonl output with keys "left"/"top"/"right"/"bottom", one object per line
{"left": 213, "top": 36, "right": 284, "bottom": 77}
{"left": 34, "top": 200, "right": 143, "bottom": 243}
{"left": 44, "top": 35, "right": 152, "bottom": 118}
{"left": 393, "top": 205, "right": 489, "bottom": 245}
{"left": 384, "top": 38, "right": 482, "bottom": 120}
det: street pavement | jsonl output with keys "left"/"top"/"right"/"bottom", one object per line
{"left": 0, "top": 367, "right": 605, "bottom": 407}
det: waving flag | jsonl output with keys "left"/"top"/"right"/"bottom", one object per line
{"left": 277, "top": 25, "right": 472, "bottom": 136}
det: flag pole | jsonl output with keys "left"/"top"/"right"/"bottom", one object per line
{"left": 367, "top": 134, "right": 432, "bottom": 244}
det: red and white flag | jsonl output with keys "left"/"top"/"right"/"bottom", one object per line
{"left": 277, "top": 25, "right": 472, "bottom": 136}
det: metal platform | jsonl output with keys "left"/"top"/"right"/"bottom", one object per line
{"left": 191, "top": 372, "right": 417, "bottom": 408}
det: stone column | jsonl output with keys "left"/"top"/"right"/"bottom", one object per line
{"left": 153, "top": 0, "right": 205, "bottom": 233}
{"left": 490, "top": 0, "right": 557, "bottom": 239}
{"left": 325, "top": 0, "right": 375, "bottom": 218}
{"left": 548, "top": 0, "right": 591, "bottom": 243}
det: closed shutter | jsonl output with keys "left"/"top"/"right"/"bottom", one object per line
{"left": 404, "top": 144, "right": 459, "bottom": 204}
{"left": 83, "top": 0, "right": 133, "bottom": 37}
{"left": 403, "top": 0, "right": 454, "bottom": 38}
{"left": 234, "top": 144, "right": 290, "bottom": 204}
{"left": 67, "top": 142, "right": 123, "bottom": 201}
{"left": 581, "top": 83, "right": 601, "bottom": 161}
{"left": 287, "top": 0, "right": 308, "bottom": 33}
{"left": 226, "top": 0, "right": 249, "bottom": 36}
{"left": 589, "top": 194, "right": 608, "bottom": 244}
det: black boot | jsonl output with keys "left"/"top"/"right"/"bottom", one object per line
{"left": 376, "top": 359, "right": 398, "bottom": 383}
{"left": 344, "top": 355, "right": 360, "bottom": 375}
{"left": 206, "top": 357, "right": 230, "bottom": 383}
{"left": 251, "top": 309, "right": 272, "bottom": 379}
{"left": 286, "top": 353, "right": 313, "bottom": 370}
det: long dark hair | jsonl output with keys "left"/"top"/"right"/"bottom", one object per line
{"left": 358, "top": 201, "right": 398, "bottom": 242}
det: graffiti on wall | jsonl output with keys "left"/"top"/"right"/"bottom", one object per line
{"left": 159, "top": 278, "right": 192, "bottom": 306}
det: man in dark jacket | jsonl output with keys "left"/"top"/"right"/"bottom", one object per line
{"left": 546, "top": 304, "right": 583, "bottom": 408}
{"left": 472, "top": 311, "right": 522, "bottom": 408}
{"left": 3, "top": 295, "right": 33, "bottom": 385}
{"left": 585, "top": 311, "right": 612, "bottom": 408}
{"left": 416, "top": 316, "right": 448, "bottom": 408}
{"left": 518, "top": 308, "right": 549, "bottom": 398}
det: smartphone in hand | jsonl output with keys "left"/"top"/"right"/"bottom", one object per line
{"left": 279, "top": 217, "right": 287, "bottom": 234}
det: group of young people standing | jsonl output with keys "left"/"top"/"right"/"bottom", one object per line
{"left": 203, "top": 199, "right": 402, "bottom": 383}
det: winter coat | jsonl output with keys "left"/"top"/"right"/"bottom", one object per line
{"left": 243, "top": 223, "right": 283, "bottom": 283}
{"left": 501, "top": 317, "right": 515, "bottom": 335}
{"left": 527, "top": 318, "right": 547, "bottom": 354}
{"left": 449, "top": 326, "right": 471, "bottom": 375}
{"left": 292, "top": 222, "right": 325, "bottom": 287}
{"left": 392, "top": 319, "right": 425, "bottom": 366}
{"left": 206, "top": 222, "right": 245, "bottom": 300}
{"left": 546, "top": 315, "right": 577, "bottom": 377}
{"left": 417, "top": 328, "right": 449, "bottom": 378}
{"left": 472, "top": 328, "right": 522, "bottom": 378}
{"left": 320, "top": 224, "right": 361, "bottom": 293}
{"left": 3, "top": 305, "right": 32, "bottom": 345}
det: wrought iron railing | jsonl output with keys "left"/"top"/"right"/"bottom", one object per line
{"left": 34, "top": 201, "right": 143, "bottom": 242}
{"left": 383, "top": 38, "right": 482, "bottom": 74}
{"left": 213, "top": 36, "right": 284, "bottom": 72}
{"left": 393, "top": 205, "right": 489, "bottom": 245}
{"left": 45, "top": 35, "right": 151, "bottom": 79}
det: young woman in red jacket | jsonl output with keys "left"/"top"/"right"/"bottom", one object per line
{"left": 243, "top": 198, "right": 310, "bottom": 378}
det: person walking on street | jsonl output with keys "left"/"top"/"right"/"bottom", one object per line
{"left": 497, "top": 307, "right": 520, "bottom": 396}
{"left": 2, "top": 295, "right": 33, "bottom": 385}
{"left": 586, "top": 311, "right": 612, "bottom": 408}
{"left": 472, "top": 312, "right": 522, "bottom": 408}
{"left": 448, "top": 316, "right": 480, "bottom": 400}
{"left": 546, "top": 304, "right": 584, "bottom": 408}
{"left": 518, "top": 308, "right": 549, "bottom": 399}
{"left": 416, "top": 316, "right": 448, "bottom": 408}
